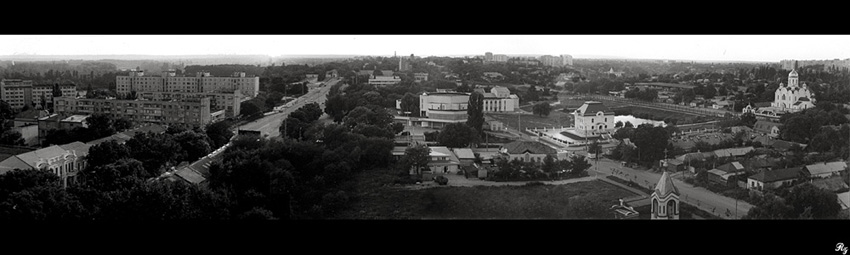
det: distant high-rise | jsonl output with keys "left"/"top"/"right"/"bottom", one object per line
{"left": 485, "top": 52, "right": 493, "bottom": 62}
{"left": 398, "top": 54, "right": 413, "bottom": 71}
{"left": 561, "top": 54, "right": 573, "bottom": 66}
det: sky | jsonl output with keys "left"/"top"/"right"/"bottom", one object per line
{"left": 0, "top": 35, "right": 848, "bottom": 62}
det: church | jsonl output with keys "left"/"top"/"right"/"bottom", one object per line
{"left": 742, "top": 64, "right": 815, "bottom": 118}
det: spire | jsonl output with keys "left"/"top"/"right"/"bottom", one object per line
{"left": 654, "top": 171, "right": 679, "bottom": 197}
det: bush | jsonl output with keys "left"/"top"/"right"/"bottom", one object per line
{"left": 523, "top": 181, "right": 546, "bottom": 187}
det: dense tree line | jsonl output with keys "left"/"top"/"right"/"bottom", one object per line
{"left": 744, "top": 183, "right": 843, "bottom": 219}
{"left": 490, "top": 155, "right": 591, "bottom": 182}
{"left": 42, "top": 113, "right": 133, "bottom": 146}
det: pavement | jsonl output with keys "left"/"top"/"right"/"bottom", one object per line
{"left": 587, "top": 157, "right": 753, "bottom": 219}
{"left": 239, "top": 77, "right": 338, "bottom": 137}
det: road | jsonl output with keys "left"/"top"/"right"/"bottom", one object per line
{"left": 586, "top": 157, "right": 754, "bottom": 219}
{"left": 239, "top": 77, "right": 339, "bottom": 137}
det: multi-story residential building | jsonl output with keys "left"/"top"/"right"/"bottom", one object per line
{"left": 539, "top": 55, "right": 561, "bottom": 67}
{"left": 493, "top": 54, "right": 508, "bottom": 62}
{"left": 115, "top": 70, "right": 259, "bottom": 98}
{"left": 368, "top": 75, "right": 402, "bottom": 86}
{"left": 484, "top": 52, "right": 493, "bottom": 62}
{"left": 53, "top": 96, "right": 212, "bottom": 126}
{"left": 561, "top": 54, "right": 573, "bottom": 66}
{"left": 398, "top": 54, "right": 413, "bottom": 72}
{"left": 482, "top": 86, "right": 519, "bottom": 112}
{"left": 137, "top": 90, "right": 241, "bottom": 118}
{"left": 1, "top": 79, "right": 76, "bottom": 109}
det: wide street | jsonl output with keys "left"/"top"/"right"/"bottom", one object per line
{"left": 238, "top": 77, "right": 339, "bottom": 137}
{"left": 586, "top": 157, "right": 754, "bottom": 219}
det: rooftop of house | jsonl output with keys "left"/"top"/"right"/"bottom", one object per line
{"left": 574, "top": 101, "right": 614, "bottom": 116}
{"left": 453, "top": 148, "right": 475, "bottom": 159}
{"left": 501, "top": 141, "right": 557, "bottom": 155}
{"left": 748, "top": 167, "right": 803, "bottom": 183}
{"left": 61, "top": 115, "right": 90, "bottom": 123}
{"left": 804, "top": 161, "right": 847, "bottom": 176}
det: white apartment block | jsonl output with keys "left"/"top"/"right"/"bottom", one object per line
{"left": 116, "top": 70, "right": 259, "bottom": 98}
{"left": 368, "top": 75, "right": 402, "bottom": 86}
{"left": 1, "top": 79, "right": 76, "bottom": 109}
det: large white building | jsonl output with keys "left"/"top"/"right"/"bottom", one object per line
{"left": 482, "top": 86, "right": 519, "bottom": 112}
{"left": 408, "top": 92, "right": 470, "bottom": 129}
{"left": 561, "top": 54, "right": 573, "bottom": 66}
{"left": 742, "top": 67, "right": 816, "bottom": 118}
{"left": 116, "top": 70, "right": 259, "bottom": 98}
{"left": 572, "top": 101, "right": 616, "bottom": 137}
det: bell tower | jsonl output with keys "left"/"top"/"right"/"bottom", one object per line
{"left": 651, "top": 172, "right": 680, "bottom": 220}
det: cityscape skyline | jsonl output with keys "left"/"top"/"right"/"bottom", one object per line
{"left": 0, "top": 35, "right": 849, "bottom": 63}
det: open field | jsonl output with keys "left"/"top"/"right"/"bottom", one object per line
{"left": 488, "top": 111, "right": 573, "bottom": 131}
{"left": 336, "top": 168, "right": 636, "bottom": 219}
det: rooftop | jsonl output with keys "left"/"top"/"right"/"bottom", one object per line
{"left": 654, "top": 172, "right": 679, "bottom": 198}
{"left": 804, "top": 161, "right": 847, "bottom": 176}
{"left": 453, "top": 148, "right": 475, "bottom": 159}
{"left": 748, "top": 167, "right": 803, "bottom": 183}
{"left": 501, "top": 141, "right": 557, "bottom": 155}
{"left": 574, "top": 101, "right": 614, "bottom": 116}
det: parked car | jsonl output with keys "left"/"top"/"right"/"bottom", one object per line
{"left": 433, "top": 175, "right": 448, "bottom": 185}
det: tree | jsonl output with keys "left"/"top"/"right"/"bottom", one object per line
{"left": 206, "top": 120, "right": 233, "bottom": 149}
{"left": 86, "top": 140, "right": 132, "bottom": 168}
{"left": 86, "top": 113, "right": 116, "bottom": 138}
{"left": 570, "top": 155, "right": 591, "bottom": 176}
{"left": 437, "top": 123, "right": 480, "bottom": 148}
{"left": 173, "top": 130, "right": 213, "bottom": 162}
{"left": 624, "top": 121, "right": 634, "bottom": 128}
{"left": 125, "top": 132, "right": 185, "bottom": 176}
{"left": 400, "top": 93, "right": 420, "bottom": 117}
{"left": 739, "top": 112, "right": 757, "bottom": 128}
{"left": 83, "top": 158, "right": 147, "bottom": 191}
{"left": 587, "top": 140, "right": 602, "bottom": 156}
{"left": 466, "top": 92, "right": 485, "bottom": 136}
{"left": 532, "top": 102, "right": 552, "bottom": 117}
{"left": 743, "top": 193, "right": 793, "bottom": 219}
{"left": 785, "top": 183, "right": 842, "bottom": 219}
{"left": 0, "top": 130, "right": 24, "bottom": 146}
{"left": 240, "top": 101, "right": 262, "bottom": 118}
{"left": 0, "top": 169, "right": 61, "bottom": 203}
{"left": 541, "top": 154, "right": 558, "bottom": 175}
{"left": 630, "top": 123, "right": 670, "bottom": 164}
{"left": 615, "top": 121, "right": 623, "bottom": 128}
{"left": 399, "top": 144, "right": 430, "bottom": 175}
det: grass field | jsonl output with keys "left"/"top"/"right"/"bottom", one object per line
{"left": 336, "top": 168, "right": 636, "bottom": 219}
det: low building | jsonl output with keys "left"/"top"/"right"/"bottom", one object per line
{"left": 0, "top": 142, "right": 89, "bottom": 188}
{"left": 306, "top": 74, "right": 319, "bottom": 79}
{"left": 754, "top": 120, "right": 783, "bottom": 137}
{"left": 452, "top": 148, "right": 476, "bottom": 166}
{"left": 747, "top": 167, "right": 804, "bottom": 191}
{"left": 426, "top": 146, "right": 460, "bottom": 174}
{"left": 499, "top": 141, "right": 557, "bottom": 163}
{"left": 413, "top": 73, "right": 429, "bottom": 83}
{"left": 838, "top": 192, "right": 850, "bottom": 211}
{"left": 325, "top": 69, "right": 338, "bottom": 78}
{"left": 482, "top": 86, "right": 519, "bottom": 113}
{"left": 712, "top": 147, "right": 754, "bottom": 159}
{"left": 707, "top": 161, "right": 747, "bottom": 186}
{"left": 804, "top": 161, "right": 847, "bottom": 179}
{"left": 59, "top": 115, "right": 89, "bottom": 130}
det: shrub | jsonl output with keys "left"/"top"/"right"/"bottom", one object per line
{"left": 524, "top": 181, "right": 546, "bottom": 187}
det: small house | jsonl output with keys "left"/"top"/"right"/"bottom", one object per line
{"left": 804, "top": 161, "right": 847, "bottom": 179}
{"left": 747, "top": 167, "right": 804, "bottom": 191}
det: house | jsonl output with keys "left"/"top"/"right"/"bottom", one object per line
{"left": 325, "top": 69, "right": 338, "bottom": 78}
{"left": 426, "top": 146, "right": 460, "bottom": 174}
{"left": 753, "top": 121, "right": 783, "bottom": 137}
{"left": 0, "top": 143, "right": 89, "bottom": 188}
{"left": 499, "top": 141, "right": 557, "bottom": 163}
{"left": 59, "top": 115, "right": 90, "bottom": 130}
{"left": 707, "top": 161, "right": 747, "bottom": 186}
{"left": 452, "top": 148, "right": 476, "bottom": 166}
{"left": 803, "top": 161, "right": 847, "bottom": 179}
{"left": 660, "top": 158, "right": 685, "bottom": 172}
{"left": 747, "top": 167, "right": 804, "bottom": 191}
{"left": 712, "top": 147, "right": 754, "bottom": 159}
{"left": 740, "top": 157, "right": 779, "bottom": 172}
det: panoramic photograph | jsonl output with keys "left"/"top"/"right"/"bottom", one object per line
{"left": 0, "top": 34, "right": 847, "bottom": 220}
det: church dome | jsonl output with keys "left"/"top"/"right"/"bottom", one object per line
{"left": 789, "top": 69, "right": 798, "bottom": 77}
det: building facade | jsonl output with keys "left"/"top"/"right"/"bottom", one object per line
{"left": 413, "top": 92, "right": 470, "bottom": 129}
{"left": 1, "top": 79, "right": 76, "bottom": 109}
{"left": 572, "top": 101, "right": 616, "bottom": 137}
{"left": 53, "top": 96, "right": 212, "bottom": 126}
{"left": 0, "top": 143, "right": 89, "bottom": 188}
{"left": 368, "top": 75, "right": 402, "bottom": 86}
{"left": 137, "top": 90, "right": 241, "bottom": 118}
{"left": 561, "top": 54, "right": 573, "bottom": 66}
{"left": 499, "top": 141, "right": 557, "bottom": 163}
{"left": 116, "top": 70, "right": 259, "bottom": 98}
{"left": 771, "top": 69, "right": 815, "bottom": 112}
{"left": 482, "top": 86, "right": 519, "bottom": 112}
{"left": 413, "top": 73, "right": 429, "bottom": 83}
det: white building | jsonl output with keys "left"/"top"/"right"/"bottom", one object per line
{"left": 651, "top": 172, "right": 680, "bottom": 220}
{"left": 492, "top": 54, "right": 508, "bottom": 62}
{"left": 413, "top": 73, "right": 429, "bottom": 83}
{"left": 116, "top": 70, "right": 260, "bottom": 98}
{"left": 572, "top": 101, "right": 616, "bottom": 137}
{"left": 482, "top": 86, "right": 519, "bottom": 112}
{"left": 368, "top": 75, "right": 402, "bottom": 86}
{"left": 561, "top": 54, "right": 573, "bottom": 66}
{"left": 771, "top": 68, "right": 815, "bottom": 112}
{"left": 0, "top": 142, "right": 91, "bottom": 188}
{"left": 402, "top": 92, "right": 470, "bottom": 129}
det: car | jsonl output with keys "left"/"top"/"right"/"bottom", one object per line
{"left": 433, "top": 175, "right": 448, "bottom": 185}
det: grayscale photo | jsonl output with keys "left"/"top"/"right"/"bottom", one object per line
{"left": 0, "top": 34, "right": 847, "bottom": 220}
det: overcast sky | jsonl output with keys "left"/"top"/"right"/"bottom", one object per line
{"left": 0, "top": 35, "right": 848, "bottom": 62}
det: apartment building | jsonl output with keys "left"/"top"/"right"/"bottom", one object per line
{"left": 53, "top": 96, "right": 212, "bottom": 126}
{"left": 116, "top": 70, "right": 259, "bottom": 98}
{"left": 0, "top": 79, "right": 76, "bottom": 109}
{"left": 137, "top": 90, "right": 241, "bottom": 118}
